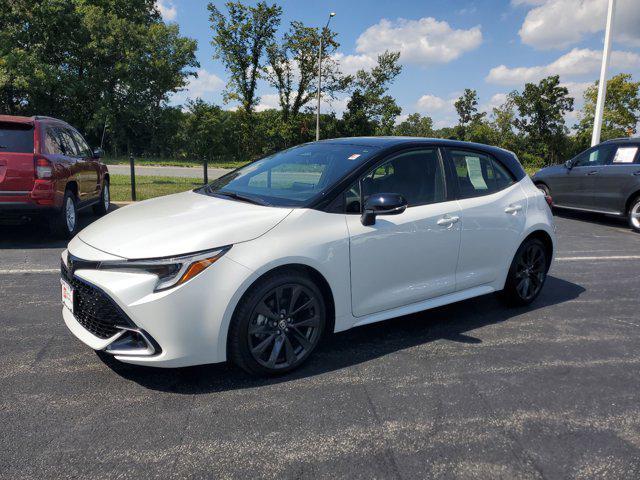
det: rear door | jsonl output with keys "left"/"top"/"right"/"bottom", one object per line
{"left": 592, "top": 145, "right": 640, "bottom": 213}
{"left": 446, "top": 148, "right": 527, "bottom": 290}
{"left": 70, "top": 129, "right": 100, "bottom": 199}
{"left": 0, "top": 122, "right": 35, "bottom": 197}
{"left": 54, "top": 127, "right": 88, "bottom": 199}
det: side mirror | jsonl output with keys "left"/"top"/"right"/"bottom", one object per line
{"left": 92, "top": 148, "right": 104, "bottom": 159}
{"left": 564, "top": 159, "right": 573, "bottom": 169}
{"left": 361, "top": 193, "right": 407, "bottom": 226}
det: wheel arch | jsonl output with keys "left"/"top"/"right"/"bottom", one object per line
{"left": 66, "top": 180, "right": 79, "bottom": 198}
{"left": 522, "top": 229, "right": 554, "bottom": 272}
{"left": 624, "top": 189, "right": 640, "bottom": 215}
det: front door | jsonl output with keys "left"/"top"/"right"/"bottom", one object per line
{"left": 560, "top": 144, "right": 616, "bottom": 209}
{"left": 346, "top": 148, "right": 461, "bottom": 317}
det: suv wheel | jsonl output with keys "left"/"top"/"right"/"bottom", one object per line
{"left": 93, "top": 179, "right": 110, "bottom": 216}
{"left": 228, "top": 269, "right": 326, "bottom": 376}
{"left": 500, "top": 238, "right": 548, "bottom": 306}
{"left": 628, "top": 196, "right": 640, "bottom": 233}
{"left": 50, "top": 190, "right": 78, "bottom": 239}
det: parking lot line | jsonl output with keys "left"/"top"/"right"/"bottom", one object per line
{"left": 555, "top": 255, "right": 640, "bottom": 261}
{"left": 0, "top": 268, "right": 59, "bottom": 274}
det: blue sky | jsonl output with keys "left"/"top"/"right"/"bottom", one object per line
{"left": 160, "top": 0, "right": 640, "bottom": 127}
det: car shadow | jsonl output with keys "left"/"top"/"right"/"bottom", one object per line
{"left": 553, "top": 208, "right": 628, "bottom": 230}
{"left": 0, "top": 205, "right": 120, "bottom": 249}
{"left": 97, "top": 275, "right": 585, "bottom": 393}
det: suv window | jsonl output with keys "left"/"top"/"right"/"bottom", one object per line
{"left": 44, "top": 127, "right": 64, "bottom": 154}
{"left": 0, "top": 124, "right": 34, "bottom": 153}
{"left": 450, "top": 149, "right": 515, "bottom": 199}
{"left": 573, "top": 144, "right": 616, "bottom": 167}
{"left": 55, "top": 128, "right": 80, "bottom": 157}
{"left": 359, "top": 148, "right": 446, "bottom": 208}
{"left": 70, "top": 130, "right": 92, "bottom": 157}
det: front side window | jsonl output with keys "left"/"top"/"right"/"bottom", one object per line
{"left": 573, "top": 145, "right": 616, "bottom": 167}
{"left": 360, "top": 148, "right": 446, "bottom": 207}
{"left": 200, "top": 143, "right": 378, "bottom": 207}
{"left": 450, "top": 149, "right": 514, "bottom": 199}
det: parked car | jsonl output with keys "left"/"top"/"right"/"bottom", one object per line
{"left": 0, "top": 115, "right": 110, "bottom": 238}
{"left": 61, "top": 138, "right": 555, "bottom": 376}
{"left": 532, "top": 138, "right": 640, "bottom": 232}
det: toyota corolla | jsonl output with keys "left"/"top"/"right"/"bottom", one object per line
{"left": 61, "top": 137, "right": 555, "bottom": 375}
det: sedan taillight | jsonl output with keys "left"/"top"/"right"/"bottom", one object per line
{"left": 35, "top": 156, "right": 53, "bottom": 179}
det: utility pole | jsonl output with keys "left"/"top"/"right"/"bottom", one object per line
{"left": 316, "top": 12, "right": 336, "bottom": 142}
{"left": 591, "top": 0, "right": 616, "bottom": 146}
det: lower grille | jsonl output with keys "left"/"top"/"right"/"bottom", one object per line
{"left": 62, "top": 262, "right": 134, "bottom": 339}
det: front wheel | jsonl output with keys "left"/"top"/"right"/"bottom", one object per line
{"left": 500, "top": 238, "right": 548, "bottom": 306}
{"left": 93, "top": 179, "right": 110, "bottom": 216}
{"left": 628, "top": 196, "right": 640, "bottom": 233}
{"left": 228, "top": 269, "right": 326, "bottom": 376}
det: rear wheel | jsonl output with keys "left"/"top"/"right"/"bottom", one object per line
{"left": 49, "top": 189, "right": 78, "bottom": 239}
{"left": 93, "top": 179, "right": 110, "bottom": 216}
{"left": 228, "top": 269, "right": 326, "bottom": 376}
{"left": 500, "top": 238, "right": 548, "bottom": 306}
{"left": 628, "top": 196, "right": 640, "bottom": 233}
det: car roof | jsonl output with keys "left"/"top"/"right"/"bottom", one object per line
{"left": 0, "top": 114, "right": 67, "bottom": 126}
{"left": 601, "top": 137, "right": 640, "bottom": 145}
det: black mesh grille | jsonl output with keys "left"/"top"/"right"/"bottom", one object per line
{"left": 62, "top": 262, "right": 134, "bottom": 339}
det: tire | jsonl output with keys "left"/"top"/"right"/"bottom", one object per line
{"left": 628, "top": 196, "right": 640, "bottom": 233}
{"left": 93, "top": 179, "right": 110, "bottom": 216}
{"left": 536, "top": 183, "right": 550, "bottom": 197}
{"left": 49, "top": 189, "right": 79, "bottom": 239}
{"left": 500, "top": 238, "right": 549, "bottom": 307}
{"left": 228, "top": 269, "right": 327, "bottom": 376}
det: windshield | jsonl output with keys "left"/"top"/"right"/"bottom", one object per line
{"left": 198, "top": 143, "right": 378, "bottom": 207}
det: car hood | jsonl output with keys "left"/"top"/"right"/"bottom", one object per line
{"left": 77, "top": 190, "right": 292, "bottom": 259}
{"left": 532, "top": 164, "right": 563, "bottom": 179}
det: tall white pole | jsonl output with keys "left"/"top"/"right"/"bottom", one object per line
{"left": 591, "top": 0, "right": 616, "bottom": 146}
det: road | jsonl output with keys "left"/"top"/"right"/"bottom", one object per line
{"left": 1, "top": 209, "right": 640, "bottom": 479}
{"left": 107, "top": 164, "right": 231, "bottom": 179}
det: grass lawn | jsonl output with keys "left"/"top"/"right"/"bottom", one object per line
{"left": 110, "top": 174, "right": 204, "bottom": 202}
{"left": 103, "top": 156, "right": 248, "bottom": 170}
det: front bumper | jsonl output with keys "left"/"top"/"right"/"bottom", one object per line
{"left": 62, "top": 239, "right": 253, "bottom": 367}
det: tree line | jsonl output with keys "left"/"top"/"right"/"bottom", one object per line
{"left": 1, "top": 1, "right": 639, "bottom": 168}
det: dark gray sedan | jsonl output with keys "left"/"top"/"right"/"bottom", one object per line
{"left": 532, "top": 138, "right": 640, "bottom": 232}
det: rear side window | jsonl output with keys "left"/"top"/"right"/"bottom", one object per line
{"left": 450, "top": 149, "right": 515, "bottom": 199}
{"left": 70, "top": 130, "right": 92, "bottom": 157}
{"left": 44, "top": 128, "right": 64, "bottom": 154}
{"left": 55, "top": 128, "right": 80, "bottom": 157}
{"left": 611, "top": 146, "right": 639, "bottom": 164}
{"left": 0, "top": 124, "right": 34, "bottom": 153}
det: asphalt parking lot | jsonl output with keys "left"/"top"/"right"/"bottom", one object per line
{"left": 1, "top": 209, "right": 639, "bottom": 479}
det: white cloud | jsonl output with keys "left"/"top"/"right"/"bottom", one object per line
{"left": 331, "top": 53, "right": 378, "bottom": 75}
{"left": 416, "top": 94, "right": 455, "bottom": 112}
{"left": 254, "top": 94, "right": 280, "bottom": 112}
{"left": 480, "top": 93, "right": 509, "bottom": 113}
{"left": 486, "top": 48, "right": 640, "bottom": 85}
{"left": 172, "top": 69, "right": 224, "bottom": 105}
{"left": 156, "top": 0, "right": 177, "bottom": 21}
{"left": 518, "top": 0, "right": 640, "bottom": 50}
{"left": 354, "top": 17, "right": 482, "bottom": 65}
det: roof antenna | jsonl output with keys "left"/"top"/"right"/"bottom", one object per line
{"left": 100, "top": 117, "right": 108, "bottom": 150}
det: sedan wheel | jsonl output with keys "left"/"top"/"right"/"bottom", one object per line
{"left": 628, "top": 197, "right": 640, "bottom": 233}
{"left": 229, "top": 270, "right": 326, "bottom": 376}
{"left": 501, "top": 238, "right": 548, "bottom": 306}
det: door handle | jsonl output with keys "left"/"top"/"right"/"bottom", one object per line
{"left": 633, "top": 171, "right": 640, "bottom": 176}
{"left": 587, "top": 170, "right": 599, "bottom": 176}
{"left": 437, "top": 215, "right": 459, "bottom": 226}
{"left": 504, "top": 204, "right": 522, "bottom": 214}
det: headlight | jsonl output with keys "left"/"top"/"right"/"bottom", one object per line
{"left": 98, "top": 247, "right": 230, "bottom": 292}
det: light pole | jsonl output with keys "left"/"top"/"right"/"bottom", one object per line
{"left": 316, "top": 12, "right": 336, "bottom": 142}
{"left": 592, "top": 0, "right": 616, "bottom": 146}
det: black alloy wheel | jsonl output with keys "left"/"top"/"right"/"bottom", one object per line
{"left": 501, "top": 238, "right": 548, "bottom": 306}
{"left": 229, "top": 269, "right": 326, "bottom": 376}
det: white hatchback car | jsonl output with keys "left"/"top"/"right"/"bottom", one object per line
{"left": 61, "top": 138, "right": 555, "bottom": 375}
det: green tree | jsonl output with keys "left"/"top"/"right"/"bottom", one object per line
{"left": 342, "top": 51, "right": 403, "bottom": 136}
{"left": 394, "top": 113, "right": 434, "bottom": 137}
{"left": 208, "top": 1, "right": 281, "bottom": 116}
{"left": 182, "top": 99, "right": 227, "bottom": 163}
{"left": 513, "top": 75, "right": 574, "bottom": 165}
{"left": 577, "top": 73, "right": 640, "bottom": 143}
{"left": 454, "top": 88, "right": 485, "bottom": 139}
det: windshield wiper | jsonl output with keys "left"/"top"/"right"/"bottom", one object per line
{"left": 214, "top": 191, "right": 270, "bottom": 206}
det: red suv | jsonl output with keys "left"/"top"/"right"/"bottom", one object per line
{"left": 0, "top": 115, "right": 110, "bottom": 238}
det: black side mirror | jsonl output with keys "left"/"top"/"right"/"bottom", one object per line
{"left": 92, "top": 148, "right": 104, "bottom": 159}
{"left": 564, "top": 160, "right": 573, "bottom": 169}
{"left": 361, "top": 193, "right": 407, "bottom": 226}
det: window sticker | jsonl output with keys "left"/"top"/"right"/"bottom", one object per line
{"left": 466, "top": 156, "right": 488, "bottom": 190}
{"left": 613, "top": 147, "right": 638, "bottom": 164}
{"left": 348, "top": 154, "right": 361, "bottom": 160}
